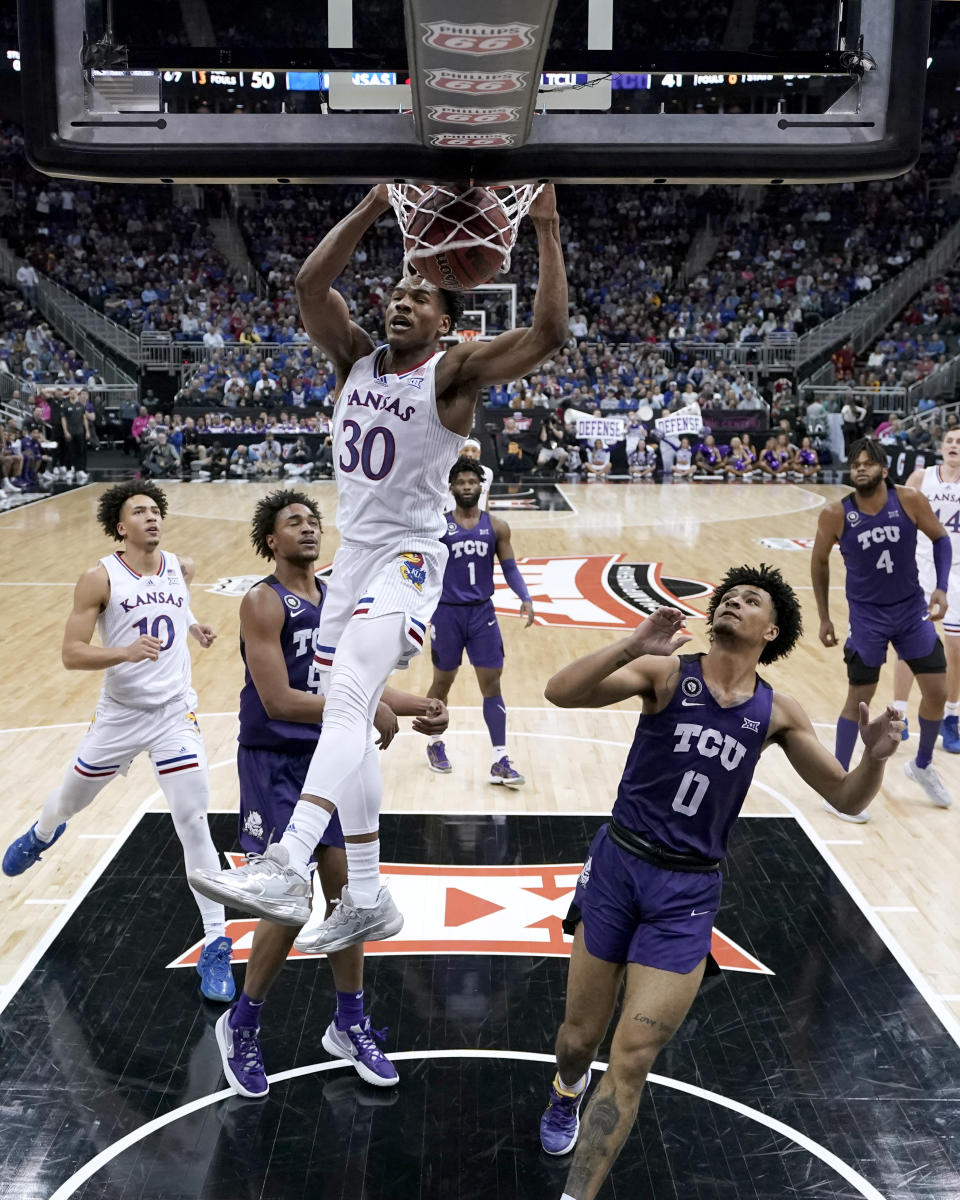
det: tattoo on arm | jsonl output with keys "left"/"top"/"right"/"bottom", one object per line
{"left": 613, "top": 654, "right": 633, "bottom": 670}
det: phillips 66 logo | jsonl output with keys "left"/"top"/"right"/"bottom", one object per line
{"left": 425, "top": 69, "right": 528, "bottom": 94}
{"left": 428, "top": 105, "right": 519, "bottom": 125}
{"left": 430, "top": 133, "right": 517, "bottom": 148}
{"left": 421, "top": 22, "right": 538, "bottom": 55}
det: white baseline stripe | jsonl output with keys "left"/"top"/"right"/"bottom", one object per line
{"left": 47, "top": 1049, "right": 886, "bottom": 1200}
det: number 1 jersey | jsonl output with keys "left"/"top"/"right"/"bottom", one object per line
{"left": 333, "top": 346, "right": 465, "bottom": 547}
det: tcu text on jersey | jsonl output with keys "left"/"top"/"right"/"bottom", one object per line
{"left": 673, "top": 723, "right": 748, "bottom": 772}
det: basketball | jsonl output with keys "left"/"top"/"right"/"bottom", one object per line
{"left": 404, "top": 186, "right": 512, "bottom": 291}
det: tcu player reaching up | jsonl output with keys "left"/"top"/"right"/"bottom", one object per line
{"left": 538, "top": 565, "right": 902, "bottom": 1200}
{"left": 812, "top": 437, "right": 952, "bottom": 818}
{"left": 425, "top": 456, "right": 535, "bottom": 785}
{"left": 891, "top": 427, "right": 960, "bottom": 753}
{"left": 3, "top": 480, "right": 235, "bottom": 1003}
{"left": 190, "top": 182, "right": 567, "bottom": 954}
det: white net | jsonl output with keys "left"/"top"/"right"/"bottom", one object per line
{"left": 387, "top": 183, "right": 543, "bottom": 275}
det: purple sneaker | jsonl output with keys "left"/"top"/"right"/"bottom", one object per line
{"left": 539, "top": 1070, "right": 591, "bottom": 1155}
{"left": 215, "top": 1009, "right": 268, "bottom": 1099}
{"left": 321, "top": 1016, "right": 399, "bottom": 1087}
{"left": 489, "top": 755, "right": 525, "bottom": 787}
{"left": 426, "top": 740, "right": 453, "bottom": 773}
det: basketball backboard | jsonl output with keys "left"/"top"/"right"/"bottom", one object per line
{"left": 17, "top": 0, "right": 933, "bottom": 184}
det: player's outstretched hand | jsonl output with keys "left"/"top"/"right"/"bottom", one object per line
{"left": 189, "top": 623, "right": 217, "bottom": 648}
{"left": 126, "top": 634, "right": 162, "bottom": 662}
{"left": 528, "top": 183, "right": 557, "bottom": 221}
{"left": 374, "top": 701, "right": 400, "bottom": 750}
{"left": 413, "top": 698, "right": 449, "bottom": 737}
{"left": 819, "top": 617, "right": 838, "bottom": 648}
{"left": 624, "top": 606, "right": 692, "bottom": 658}
{"left": 929, "top": 588, "right": 948, "bottom": 622}
{"left": 520, "top": 600, "right": 535, "bottom": 628}
{"left": 858, "top": 701, "right": 904, "bottom": 762}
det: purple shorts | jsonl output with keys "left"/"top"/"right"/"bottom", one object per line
{"left": 845, "top": 593, "right": 938, "bottom": 669}
{"left": 430, "top": 599, "right": 504, "bottom": 671}
{"left": 568, "top": 825, "right": 721, "bottom": 973}
{"left": 236, "top": 744, "right": 344, "bottom": 854}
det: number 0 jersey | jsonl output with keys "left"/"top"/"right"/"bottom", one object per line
{"left": 98, "top": 550, "right": 192, "bottom": 709}
{"left": 837, "top": 486, "right": 923, "bottom": 606}
{"left": 333, "top": 346, "right": 465, "bottom": 547}
{"left": 612, "top": 655, "right": 773, "bottom": 861}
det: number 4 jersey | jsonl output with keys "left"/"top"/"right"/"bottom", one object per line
{"left": 333, "top": 346, "right": 465, "bottom": 547}
{"left": 97, "top": 550, "right": 193, "bottom": 708}
{"left": 612, "top": 654, "right": 773, "bottom": 861}
{"left": 837, "top": 486, "right": 922, "bottom": 604}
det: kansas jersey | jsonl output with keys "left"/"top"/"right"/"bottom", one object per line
{"left": 238, "top": 575, "right": 326, "bottom": 751}
{"left": 439, "top": 512, "right": 496, "bottom": 603}
{"left": 916, "top": 465, "right": 960, "bottom": 566}
{"left": 333, "top": 346, "right": 465, "bottom": 545}
{"left": 612, "top": 655, "right": 773, "bottom": 861}
{"left": 838, "top": 487, "right": 922, "bottom": 606}
{"left": 98, "top": 551, "right": 192, "bottom": 709}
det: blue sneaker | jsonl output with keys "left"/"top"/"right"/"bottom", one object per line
{"left": 900, "top": 716, "right": 909, "bottom": 743}
{"left": 539, "top": 1070, "right": 591, "bottom": 1155}
{"left": 2, "top": 822, "right": 66, "bottom": 876}
{"left": 321, "top": 1016, "right": 399, "bottom": 1087}
{"left": 215, "top": 1009, "right": 268, "bottom": 1099}
{"left": 942, "top": 715, "right": 960, "bottom": 753}
{"left": 197, "top": 936, "right": 236, "bottom": 1003}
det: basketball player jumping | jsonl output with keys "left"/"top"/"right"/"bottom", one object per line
{"left": 891, "top": 427, "right": 960, "bottom": 754}
{"left": 538, "top": 565, "right": 902, "bottom": 1200}
{"left": 425, "top": 455, "right": 534, "bottom": 784}
{"left": 2, "top": 481, "right": 235, "bottom": 1003}
{"left": 812, "top": 437, "right": 953, "bottom": 817}
{"left": 189, "top": 182, "right": 567, "bottom": 954}
{"left": 196, "top": 489, "right": 447, "bottom": 1098}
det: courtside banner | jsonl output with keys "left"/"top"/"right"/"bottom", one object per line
{"left": 655, "top": 403, "right": 704, "bottom": 440}
{"left": 567, "top": 409, "right": 626, "bottom": 443}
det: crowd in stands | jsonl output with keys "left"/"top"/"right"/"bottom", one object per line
{"left": 0, "top": 284, "right": 106, "bottom": 387}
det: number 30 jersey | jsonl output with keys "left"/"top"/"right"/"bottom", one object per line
{"left": 97, "top": 550, "right": 192, "bottom": 709}
{"left": 612, "top": 655, "right": 773, "bottom": 861}
{"left": 333, "top": 346, "right": 465, "bottom": 547}
{"left": 837, "top": 486, "right": 922, "bottom": 606}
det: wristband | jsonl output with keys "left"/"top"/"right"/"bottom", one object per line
{"left": 501, "top": 558, "right": 531, "bottom": 603}
{"left": 933, "top": 535, "right": 952, "bottom": 593}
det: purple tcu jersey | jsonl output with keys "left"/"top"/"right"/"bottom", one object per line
{"left": 238, "top": 575, "right": 326, "bottom": 751}
{"left": 439, "top": 511, "right": 496, "bottom": 604}
{"left": 838, "top": 487, "right": 922, "bottom": 606}
{"left": 612, "top": 655, "right": 773, "bottom": 861}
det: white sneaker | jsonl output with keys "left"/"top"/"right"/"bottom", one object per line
{"left": 822, "top": 799, "right": 870, "bottom": 824}
{"left": 1, "top": 477, "right": 14, "bottom": 493}
{"left": 904, "top": 758, "right": 952, "bottom": 808}
{"left": 294, "top": 885, "right": 403, "bottom": 954}
{"left": 188, "top": 843, "right": 312, "bottom": 925}
{"left": 75, "top": 470, "right": 89, "bottom": 485}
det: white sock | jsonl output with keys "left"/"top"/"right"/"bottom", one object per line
{"left": 429, "top": 733, "right": 443, "bottom": 745}
{"left": 203, "top": 927, "right": 226, "bottom": 945}
{"left": 557, "top": 1071, "right": 587, "bottom": 1095}
{"left": 279, "top": 800, "right": 333, "bottom": 872}
{"left": 562, "top": 1193, "right": 578, "bottom": 1199}
{"left": 946, "top": 702, "right": 959, "bottom": 718}
{"left": 892, "top": 700, "right": 908, "bottom": 716}
{"left": 345, "top": 838, "right": 381, "bottom": 907}
{"left": 492, "top": 745, "right": 507, "bottom": 761}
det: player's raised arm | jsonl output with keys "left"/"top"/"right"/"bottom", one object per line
{"left": 771, "top": 693, "right": 901, "bottom": 817}
{"left": 61, "top": 565, "right": 160, "bottom": 669}
{"left": 436, "top": 185, "right": 568, "bottom": 393}
{"left": 544, "top": 608, "right": 692, "bottom": 708}
{"left": 294, "top": 186, "right": 385, "bottom": 378}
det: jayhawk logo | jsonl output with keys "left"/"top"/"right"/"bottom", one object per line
{"left": 399, "top": 551, "right": 427, "bottom": 592}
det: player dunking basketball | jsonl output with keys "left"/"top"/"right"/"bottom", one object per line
{"left": 190, "top": 182, "right": 567, "bottom": 954}
{"left": 812, "top": 437, "right": 953, "bottom": 817}
{"left": 425, "top": 456, "right": 535, "bottom": 784}
{"left": 538, "top": 566, "right": 902, "bottom": 1200}
{"left": 2, "top": 481, "right": 235, "bottom": 1003}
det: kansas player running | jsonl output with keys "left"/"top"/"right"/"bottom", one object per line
{"left": 425, "top": 456, "right": 534, "bottom": 785}
{"left": 892, "top": 427, "right": 960, "bottom": 753}
{"left": 2, "top": 480, "right": 235, "bottom": 1002}
{"left": 194, "top": 490, "right": 447, "bottom": 1098}
{"left": 538, "top": 565, "right": 902, "bottom": 1200}
{"left": 812, "top": 437, "right": 952, "bottom": 818}
{"left": 190, "top": 182, "right": 567, "bottom": 955}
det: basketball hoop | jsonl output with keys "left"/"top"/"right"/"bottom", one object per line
{"left": 387, "top": 183, "right": 543, "bottom": 277}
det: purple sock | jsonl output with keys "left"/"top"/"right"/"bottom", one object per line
{"left": 230, "top": 992, "right": 264, "bottom": 1030}
{"left": 916, "top": 716, "right": 941, "bottom": 768}
{"left": 335, "top": 989, "right": 365, "bottom": 1031}
{"left": 834, "top": 716, "right": 859, "bottom": 770}
{"left": 482, "top": 695, "right": 507, "bottom": 748}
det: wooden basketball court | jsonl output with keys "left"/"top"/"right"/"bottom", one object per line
{"left": 2, "top": 478, "right": 959, "bottom": 1199}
